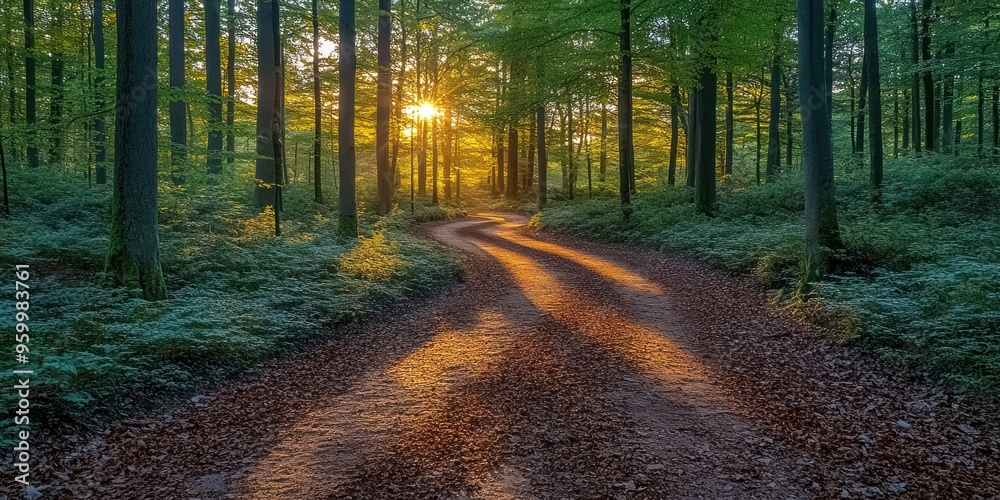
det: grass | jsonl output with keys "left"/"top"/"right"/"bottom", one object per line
{"left": 0, "top": 164, "right": 463, "bottom": 432}
{"left": 533, "top": 155, "right": 1000, "bottom": 396}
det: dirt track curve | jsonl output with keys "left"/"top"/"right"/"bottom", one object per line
{"left": 12, "top": 213, "right": 1000, "bottom": 499}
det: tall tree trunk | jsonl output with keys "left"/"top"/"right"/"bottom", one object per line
{"left": 755, "top": 71, "right": 763, "bottom": 185}
{"left": 864, "top": 0, "right": 883, "bottom": 188}
{"left": 106, "top": 0, "right": 166, "bottom": 301}
{"left": 825, "top": 4, "right": 837, "bottom": 120}
{"left": 567, "top": 101, "right": 575, "bottom": 199}
{"left": 766, "top": 55, "right": 781, "bottom": 182}
{"left": 993, "top": 86, "right": 999, "bottom": 155}
{"left": 431, "top": 110, "right": 438, "bottom": 203}
{"left": 49, "top": 51, "right": 64, "bottom": 164}
{"left": 894, "top": 90, "right": 900, "bottom": 158}
{"left": 618, "top": 0, "right": 633, "bottom": 214}
{"left": 921, "top": 0, "right": 934, "bottom": 151}
{"left": 507, "top": 121, "right": 518, "bottom": 197}
{"left": 169, "top": 0, "right": 186, "bottom": 178}
{"left": 600, "top": 103, "right": 607, "bottom": 182}
{"left": 934, "top": 81, "right": 942, "bottom": 151}
{"left": 910, "top": 0, "right": 921, "bottom": 153}
{"left": 206, "top": 0, "right": 223, "bottom": 173}
{"left": 312, "top": 0, "right": 322, "bottom": 202}
{"left": 725, "top": 72, "right": 734, "bottom": 176}
{"left": 903, "top": 89, "right": 910, "bottom": 151}
{"left": 391, "top": 0, "right": 407, "bottom": 189}
{"left": 339, "top": 0, "right": 357, "bottom": 235}
{"left": 687, "top": 87, "right": 697, "bottom": 187}
{"left": 669, "top": 84, "right": 680, "bottom": 186}
{"left": 376, "top": 0, "right": 392, "bottom": 213}
{"left": 537, "top": 105, "right": 547, "bottom": 208}
{"left": 255, "top": 0, "right": 278, "bottom": 208}
{"left": 695, "top": 64, "right": 717, "bottom": 215}
{"left": 443, "top": 106, "right": 452, "bottom": 199}
{"left": 799, "top": 0, "right": 842, "bottom": 281}
{"left": 226, "top": 0, "right": 236, "bottom": 163}
{"left": 94, "top": 0, "right": 106, "bottom": 183}
{"left": 527, "top": 116, "right": 535, "bottom": 189}
{"left": 497, "top": 134, "right": 505, "bottom": 195}
{"left": 24, "top": 0, "right": 37, "bottom": 168}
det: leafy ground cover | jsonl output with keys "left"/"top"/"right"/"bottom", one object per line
{"left": 533, "top": 156, "right": 1000, "bottom": 396}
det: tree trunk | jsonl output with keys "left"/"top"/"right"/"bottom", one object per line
{"left": 799, "top": 0, "right": 842, "bottom": 281}
{"left": 391, "top": 0, "right": 407, "bottom": 189}
{"left": 695, "top": 64, "right": 717, "bottom": 215}
{"left": 507, "top": 121, "right": 518, "bottom": 197}
{"left": 527, "top": 117, "right": 535, "bottom": 189}
{"left": 106, "top": 0, "right": 166, "bottom": 301}
{"left": 993, "top": 86, "right": 999, "bottom": 155}
{"left": 226, "top": 0, "right": 236, "bottom": 163}
{"left": 910, "top": 0, "right": 921, "bottom": 153}
{"left": 978, "top": 73, "right": 984, "bottom": 155}
{"left": 94, "top": 0, "right": 106, "bottom": 183}
{"left": 432, "top": 111, "right": 438, "bottom": 203}
{"left": 444, "top": 106, "right": 453, "bottom": 199}
{"left": 825, "top": 4, "right": 837, "bottom": 120}
{"left": 312, "top": 0, "right": 322, "bottom": 202}
{"left": 687, "top": 87, "right": 697, "bottom": 187}
{"left": 255, "top": 0, "right": 278, "bottom": 208}
{"left": 497, "top": 135, "right": 505, "bottom": 195}
{"left": 49, "top": 50, "right": 64, "bottom": 164}
{"left": 766, "top": 55, "right": 781, "bottom": 182}
{"left": 921, "top": 0, "right": 934, "bottom": 151}
{"left": 598, "top": 103, "right": 607, "bottom": 182}
{"left": 618, "top": 0, "right": 633, "bottom": 214}
{"left": 725, "top": 72, "right": 734, "bottom": 176}
{"left": 537, "top": 105, "right": 547, "bottom": 208}
{"left": 903, "top": 89, "right": 910, "bottom": 151}
{"left": 206, "top": 0, "right": 223, "bottom": 173}
{"left": 169, "top": 0, "right": 186, "bottom": 178}
{"left": 864, "top": 0, "right": 883, "bottom": 188}
{"left": 669, "top": 84, "right": 680, "bottom": 186}
{"left": 339, "top": 0, "right": 357, "bottom": 235}
{"left": 24, "top": 0, "right": 37, "bottom": 168}
{"left": 376, "top": 0, "right": 392, "bottom": 213}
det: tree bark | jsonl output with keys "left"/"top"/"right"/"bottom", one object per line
{"left": 687, "top": 87, "right": 697, "bottom": 187}
{"left": 255, "top": 0, "right": 278, "bottom": 208}
{"left": 921, "top": 0, "right": 934, "bottom": 151}
{"left": 506, "top": 121, "right": 518, "bottom": 197}
{"left": 864, "top": 0, "right": 883, "bottom": 188}
{"left": 537, "top": 105, "right": 547, "bottom": 208}
{"left": 106, "top": 0, "right": 166, "bottom": 301}
{"left": 312, "top": 0, "right": 322, "bottom": 202}
{"left": 910, "top": 0, "right": 921, "bottom": 153}
{"left": 24, "top": 0, "right": 37, "bottom": 168}
{"left": 695, "top": 64, "right": 717, "bottom": 215}
{"left": 169, "top": 0, "right": 186, "bottom": 177}
{"left": 339, "top": 0, "right": 358, "bottom": 235}
{"left": 618, "top": 0, "right": 633, "bottom": 214}
{"left": 376, "top": 0, "right": 392, "bottom": 213}
{"left": 206, "top": 0, "right": 223, "bottom": 173}
{"left": 226, "top": 0, "right": 236, "bottom": 163}
{"left": 825, "top": 4, "right": 837, "bottom": 120}
{"left": 941, "top": 43, "right": 954, "bottom": 154}
{"left": 725, "top": 72, "right": 734, "bottom": 176}
{"left": 669, "top": 84, "right": 680, "bottom": 186}
{"left": 799, "top": 0, "right": 842, "bottom": 280}
{"left": 94, "top": 0, "right": 106, "bottom": 182}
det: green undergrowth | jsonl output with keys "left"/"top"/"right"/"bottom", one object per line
{"left": 533, "top": 156, "right": 1000, "bottom": 397}
{"left": 0, "top": 165, "right": 462, "bottom": 431}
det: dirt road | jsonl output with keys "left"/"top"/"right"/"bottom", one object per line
{"left": 19, "top": 214, "right": 1000, "bottom": 498}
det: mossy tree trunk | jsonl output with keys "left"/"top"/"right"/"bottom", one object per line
{"left": 105, "top": 0, "right": 166, "bottom": 301}
{"left": 338, "top": 0, "right": 358, "bottom": 236}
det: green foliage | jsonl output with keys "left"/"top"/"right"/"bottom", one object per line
{"left": 0, "top": 165, "right": 461, "bottom": 423}
{"left": 535, "top": 156, "right": 1000, "bottom": 396}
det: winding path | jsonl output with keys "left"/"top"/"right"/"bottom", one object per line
{"left": 20, "top": 214, "right": 1000, "bottom": 498}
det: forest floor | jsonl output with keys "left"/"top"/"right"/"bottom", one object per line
{"left": 10, "top": 213, "right": 1000, "bottom": 499}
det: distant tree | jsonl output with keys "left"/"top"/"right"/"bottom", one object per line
{"left": 798, "top": 0, "right": 842, "bottom": 281}
{"left": 537, "top": 104, "right": 547, "bottom": 208}
{"left": 339, "top": 0, "right": 358, "bottom": 236}
{"left": 48, "top": 3, "right": 64, "bottom": 165}
{"left": 105, "top": 0, "right": 166, "bottom": 301}
{"left": 377, "top": 0, "right": 392, "bottom": 213}
{"left": 506, "top": 120, "right": 518, "bottom": 197}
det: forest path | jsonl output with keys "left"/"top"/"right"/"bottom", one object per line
{"left": 27, "top": 214, "right": 1000, "bottom": 499}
